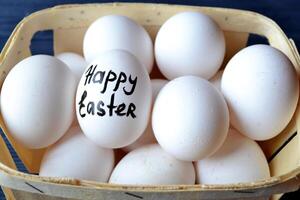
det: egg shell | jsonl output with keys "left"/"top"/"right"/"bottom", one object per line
{"left": 1, "top": 55, "right": 76, "bottom": 149}
{"left": 155, "top": 11, "right": 225, "bottom": 80}
{"left": 109, "top": 144, "right": 195, "bottom": 185}
{"left": 39, "top": 126, "right": 114, "bottom": 182}
{"left": 152, "top": 76, "right": 229, "bottom": 161}
{"left": 123, "top": 79, "right": 168, "bottom": 152}
{"left": 56, "top": 52, "right": 88, "bottom": 84}
{"left": 195, "top": 128, "right": 270, "bottom": 184}
{"left": 221, "top": 44, "right": 299, "bottom": 141}
{"left": 83, "top": 15, "right": 154, "bottom": 73}
{"left": 56, "top": 52, "right": 88, "bottom": 127}
{"left": 76, "top": 50, "right": 152, "bottom": 149}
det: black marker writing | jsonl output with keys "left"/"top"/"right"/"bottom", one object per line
{"left": 97, "top": 100, "right": 106, "bottom": 116}
{"left": 78, "top": 90, "right": 87, "bottom": 118}
{"left": 79, "top": 91, "right": 136, "bottom": 119}
{"left": 124, "top": 75, "right": 137, "bottom": 95}
{"left": 83, "top": 65, "right": 138, "bottom": 96}
{"left": 93, "top": 71, "right": 105, "bottom": 84}
{"left": 101, "top": 70, "right": 117, "bottom": 94}
{"left": 80, "top": 65, "right": 139, "bottom": 119}
{"left": 84, "top": 65, "right": 97, "bottom": 85}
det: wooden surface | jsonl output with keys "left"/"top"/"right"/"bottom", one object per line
{"left": 0, "top": 1, "right": 300, "bottom": 199}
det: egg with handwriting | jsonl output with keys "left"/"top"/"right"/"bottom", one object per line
{"left": 123, "top": 79, "right": 168, "bottom": 152}
{"left": 39, "top": 126, "right": 114, "bottom": 182}
{"left": 195, "top": 128, "right": 270, "bottom": 184}
{"left": 56, "top": 52, "right": 87, "bottom": 84}
{"left": 152, "top": 76, "right": 229, "bottom": 161}
{"left": 76, "top": 50, "right": 152, "bottom": 148}
{"left": 109, "top": 144, "right": 195, "bottom": 185}
{"left": 83, "top": 15, "right": 154, "bottom": 73}
{"left": 221, "top": 44, "right": 299, "bottom": 140}
{"left": 1, "top": 55, "right": 76, "bottom": 149}
{"left": 155, "top": 11, "right": 225, "bottom": 80}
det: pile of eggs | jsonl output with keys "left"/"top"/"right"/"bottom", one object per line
{"left": 1, "top": 11, "right": 299, "bottom": 185}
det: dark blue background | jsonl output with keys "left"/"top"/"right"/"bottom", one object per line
{"left": 0, "top": 0, "right": 299, "bottom": 199}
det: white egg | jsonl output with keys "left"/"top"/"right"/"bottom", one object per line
{"left": 83, "top": 15, "right": 154, "bottom": 73}
{"left": 56, "top": 52, "right": 87, "bottom": 84}
{"left": 1, "top": 55, "right": 76, "bottom": 149}
{"left": 109, "top": 144, "right": 195, "bottom": 185}
{"left": 152, "top": 76, "right": 229, "bottom": 161}
{"left": 56, "top": 52, "right": 88, "bottom": 127}
{"left": 195, "top": 128, "right": 270, "bottom": 184}
{"left": 155, "top": 11, "right": 225, "bottom": 80}
{"left": 39, "top": 126, "right": 114, "bottom": 182}
{"left": 209, "top": 70, "right": 223, "bottom": 92}
{"left": 221, "top": 44, "right": 299, "bottom": 141}
{"left": 76, "top": 50, "right": 152, "bottom": 149}
{"left": 123, "top": 79, "right": 168, "bottom": 152}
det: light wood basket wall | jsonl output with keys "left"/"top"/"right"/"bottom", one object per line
{"left": 0, "top": 3, "right": 300, "bottom": 200}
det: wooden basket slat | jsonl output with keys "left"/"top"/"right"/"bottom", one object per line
{"left": 0, "top": 128, "right": 16, "bottom": 200}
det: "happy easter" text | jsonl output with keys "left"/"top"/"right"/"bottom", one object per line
{"left": 78, "top": 65, "right": 138, "bottom": 118}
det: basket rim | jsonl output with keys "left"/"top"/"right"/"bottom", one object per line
{"left": 1, "top": 162, "right": 299, "bottom": 192}
{"left": 0, "top": 2, "right": 300, "bottom": 193}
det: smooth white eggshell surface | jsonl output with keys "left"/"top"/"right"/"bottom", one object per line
{"left": 1, "top": 55, "right": 76, "bottom": 149}
{"left": 109, "top": 144, "right": 195, "bottom": 185}
{"left": 221, "top": 44, "right": 299, "bottom": 141}
{"left": 76, "top": 50, "right": 152, "bottom": 149}
{"left": 195, "top": 128, "right": 270, "bottom": 184}
{"left": 123, "top": 79, "right": 168, "bottom": 152}
{"left": 56, "top": 52, "right": 87, "bottom": 84}
{"left": 83, "top": 15, "right": 154, "bottom": 73}
{"left": 39, "top": 126, "right": 114, "bottom": 182}
{"left": 155, "top": 11, "right": 225, "bottom": 80}
{"left": 152, "top": 76, "right": 229, "bottom": 161}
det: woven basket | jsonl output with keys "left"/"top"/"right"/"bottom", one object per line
{"left": 0, "top": 3, "right": 300, "bottom": 200}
